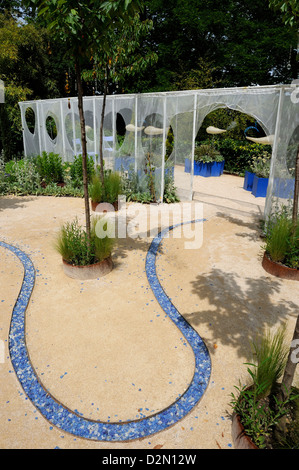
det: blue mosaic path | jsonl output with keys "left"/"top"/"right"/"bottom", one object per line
{"left": 0, "top": 219, "right": 211, "bottom": 441}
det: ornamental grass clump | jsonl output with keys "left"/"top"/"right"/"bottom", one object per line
{"left": 250, "top": 324, "right": 289, "bottom": 399}
{"left": 89, "top": 170, "right": 122, "bottom": 204}
{"left": 264, "top": 209, "right": 299, "bottom": 268}
{"left": 265, "top": 213, "right": 293, "bottom": 264}
{"left": 55, "top": 216, "right": 115, "bottom": 266}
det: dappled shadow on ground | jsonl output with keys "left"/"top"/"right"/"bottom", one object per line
{"left": 184, "top": 268, "right": 297, "bottom": 361}
{"left": 0, "top": 196, "right": 36, "bottom": 211}
{"left": 215, "top": 211, "right": 264, "bottom": 243}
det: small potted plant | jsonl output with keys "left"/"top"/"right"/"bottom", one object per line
{"left": 54, "top": 216, "right": 115, "bottom": 279}
{"left": 262, "top": 209, "right": 299, "bottom": 280}
{"left": 250, "top": 151, "right": 271, "bottom": 197}
{"left": 230, "top": 325, "right": 299, "bottom": 449}
{"left": 89, "top": 170, "right": 123, "bottom": 212}
{"left": 185, "top": 143, "right": 224, "bottom": 177}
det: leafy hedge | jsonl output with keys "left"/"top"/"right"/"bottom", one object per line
{"left": 210, "top": 138, "right": 272, "bottom": 175}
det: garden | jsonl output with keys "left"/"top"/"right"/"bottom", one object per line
{"left": 1, "top": 0, "right": 299, "bottom": 453}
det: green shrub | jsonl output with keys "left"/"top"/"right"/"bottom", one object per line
{"left": 163, "top": 173, "right": 179, "bottom": 203}
{"left": 212, "top": 137, "right": 272, "bottom": 175}
{"left": 250, "top": 151, "right": 271, "bottom": 178}
{"left": 35, "top": 151, "right": 64, "bottom": 184}
{"left": 69, "top": 154, "right": 95, "bottom": 188}
{"left": 8, "top": 158, "right": 40, "bottom": 194}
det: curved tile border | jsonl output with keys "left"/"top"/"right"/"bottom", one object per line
{"left": 0, "top": 219, "right": 211, "bottom": 441}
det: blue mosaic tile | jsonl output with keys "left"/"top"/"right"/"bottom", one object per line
{"left": 0, "top": 219, "right": 211, "bottom": 441}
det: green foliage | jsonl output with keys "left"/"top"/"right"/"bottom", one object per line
{"left": 103, "top": 171, "right": 123, "bottom": 204}
{"left": 174, "top": 58, "right": 218, "bottom": 91}
{"left": 212, "top": 138, "right": 272, "bottom": 175}
{"left": 55, "top": 216, "right": 114, "bottom": 266}
{"left": 90, "top": 170, "right": 123, "bottom": 204}
{"left": 0, "top": 13, "right": 63, "bottom": 159}
{"left": 83, "top": 12, "right": 157, "bottom": 92}
{"left": 230, "top": 325, "right": 299, "bottom": 448}
{"left": 230, "top": 380, "right": 299, "bottom": 448}
{"left": 121, "top": 166, "right": 178, "bottom": 204}
{"left": 89, "top": 174, "right": 103, "bottom": 203}
{"left": 139, "top": 0, "right": 297, "bottom": 93}
{"left": 35, "top": 151, "right": 64, "bottom": 184}
{"left": 250, "top": 325, "right": 289, "bottom": 398}
{"left": 265, "top": 214, "right": 292, "bottom": 263}
{"left": 121, "top": 167, "right": 145, "bottom": 201}
{"left": 198, "top": 109, "right": 256, "bottom": 142}
{"left": 2, "top": 157, "right": 40, "bottom": 194}
{"left": 165, "top": 127, "right": 174, "bottom": 160}
{"left": 250, "top": 151, "right": 272, "bottom": 178}
{"left": 194, "top": 144, "right": 224, "bottom": 163}
{"left": 69, "top": 154, "right": 95, "bottom": 188}
{"left": 36, "top": 182, "right": 84, "bottom": 198}
{"left": 163, "top": 173, "right": 179, "bottom": 203}
{"left": 268, "top": 0, "right": 299, "bottom": 27}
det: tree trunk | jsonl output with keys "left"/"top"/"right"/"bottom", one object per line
{"left": 76, "top": 61, "right": 91, "bottom": 240}
{"left": 99, "top": 65, "right": 109, "bottom": 186}
{"left": 292, "top": 144, "right": 299, "bottom": 230}
{"left": 281, "top": 314, "right": 299, "bottom": 400}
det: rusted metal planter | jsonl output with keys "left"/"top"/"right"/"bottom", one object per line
{"left": 62, "top": 257, "right": 113, "bottom": 280}
{"left": 231, "top": 412, "right": 258, "bottom": 449}
{"left": 91, "top": 200, "right": 119, "bottom": 212}
{"left": 262, "top": 252, "right": 299, "bottom": 281}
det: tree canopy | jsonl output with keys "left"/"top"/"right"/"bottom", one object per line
{"left": 0, "top": 0, "right": 298, "bottom": 158}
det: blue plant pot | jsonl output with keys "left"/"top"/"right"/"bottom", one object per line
{"left": 197, "top": 161, "right": 211, "bottom": 177}
{"left": 243, "top": 171, "right": 255, "bottom": 191}
{"left": 210, "top": 161, "right": 225, "bottom": 177}
{"left": 273, "top": 178, "right": 294, "bottom": 199}
{"left": 115, "top": 157, "right": 135, "bottom": 172}
{"left": 185, "top": 159, "right": 224, "bottom": 177}
{"left": 251, "top": 175, "right": 269, "bottom": 198}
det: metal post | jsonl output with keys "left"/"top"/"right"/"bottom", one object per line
{"left": 71, "top": 99, "right": 77, "bottom": 158}
{"left": 190, "top": 94, "right": 197, "bottom": 201}
{"left": 36, "top": 102, "right": 42, "bottom": 156}
{"left": 160, "top": 95, "right": 167, "bottom": 203}
{"left": 135, "top": 95, "right": 138, "bottom": 172}
{"left": 60, "top": 100, "right": 66, "bottom": 161}
{"left": 112, "top": 97, "right": 116, "bottom": 169}
{"left": 264, "top": 87, "right": 284, "bottom": 220}
{"left": 93, "top": 96, "right": 97, "bottom": 163}
{"left": 20, "top": 104, "right": 28, "bottom": 157}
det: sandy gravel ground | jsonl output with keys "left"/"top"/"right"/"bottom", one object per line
{"left": 0, "top": 169, "right": 298, "bottom": 450}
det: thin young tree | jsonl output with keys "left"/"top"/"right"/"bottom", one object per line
{"left": 25, "top": 0, "right": 143, "bottom": 241}
{"left": 83, "top": 13, "right": 157, "bottom": 186}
